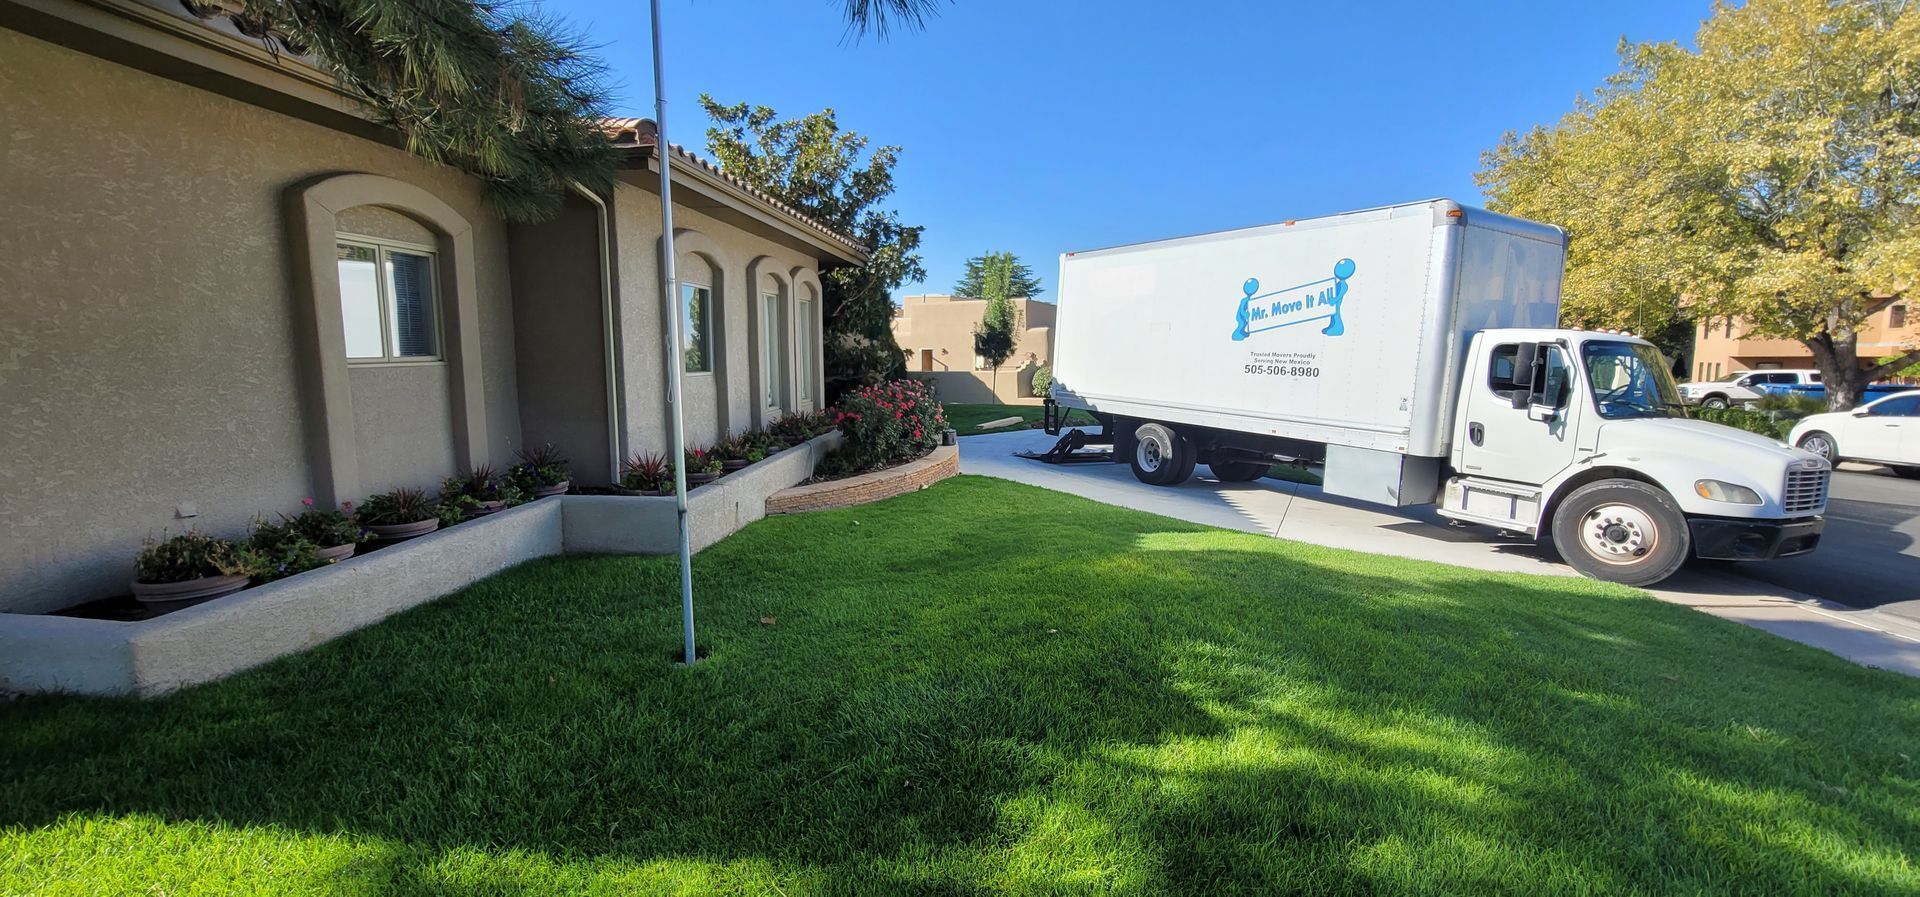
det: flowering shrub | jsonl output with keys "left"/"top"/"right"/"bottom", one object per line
{"left": 684, "top": 445, "right": 723, "bottom": 476}
{"left": 288, "top": 498, "right": 366, "bottom": 548}
{"left": 509, "top": 443, "right": 571, "bottom": 491}
{"left": 831, "top": 378, "right": 946, "bottom": 472}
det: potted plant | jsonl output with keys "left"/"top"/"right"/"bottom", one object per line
{"left": 718, "top": 434, "right": 752, "bottom": 473}
{"left": 684, "top": 445, "right": 723, "bottom": 486}
{"left": 510, "top": 443, "right": 572, "bottom": 498}
{"left": 618, "top": 451, "right": 671, "bottom": 496}
{"left": 130, "top": 531, "right": 251, "bottom": 611}
{"left": 441, "top": 465, "right": 517, "bottom": 520}
{"left": 287, "top": 498, "right": 368, "bottom": 562}
{"left": 244, "top": 518, "right": 328, "bottom": 583}
{"left": 358, "top": 486, "right": 439, "bottom": 542}
{"left": 770, "top": 412, "right": 812, "bottom": 447}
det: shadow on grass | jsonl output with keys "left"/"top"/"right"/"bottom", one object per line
{"left": 3, "top": 476, "right": 1918, "bottom": 894}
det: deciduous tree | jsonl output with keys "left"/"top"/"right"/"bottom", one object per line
{"left": 1478, "top": 0, "right": 1920, "bottom": 409}
{"left": 700, "top": 96, "right": 926, "bottom": 399}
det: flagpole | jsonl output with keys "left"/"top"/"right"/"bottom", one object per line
{"left": 650, "top": 0, "right": 696, "bottom": 665}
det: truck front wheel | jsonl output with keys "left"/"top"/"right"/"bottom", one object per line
{"left": 1131, "top": 423, "right": 1195, "bottom": 485}
{"left": 1550, "top": 480, "right": 1690, "bottom": 587}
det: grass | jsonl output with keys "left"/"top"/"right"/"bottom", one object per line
{"left": 4, "top": 476, "right": 1919, "bottom": 895}
{"left": 944, "top": 402, "right": 1099, "bottom": 433}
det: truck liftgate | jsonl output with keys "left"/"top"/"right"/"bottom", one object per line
{"left": 1015, "top": 398, "right": 1115, "bottom": 464}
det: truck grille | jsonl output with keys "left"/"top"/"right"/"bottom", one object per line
{"left": 1783, "top": 467, "right": 1829, "bottom": 514}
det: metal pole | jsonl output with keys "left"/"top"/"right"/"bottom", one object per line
{"left": 650, "top": 0, "right": 696, "bottom": 665}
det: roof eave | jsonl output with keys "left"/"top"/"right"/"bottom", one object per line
{"left": 616, "top": 145, "right": 869, "bottom": 267}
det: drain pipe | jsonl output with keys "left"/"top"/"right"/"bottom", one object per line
{"left": 569, "top": 181, "right": 623, "bottom": 484}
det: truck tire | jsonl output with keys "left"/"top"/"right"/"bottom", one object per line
{"left": 1549, "top": 480, "right": 1691, "bottom": 587}
{"left": 1701, "top": 394, "right": 1730, "bottom": 410}
{"left": 1209, "top": 460, "right": 1268, "bottom": 482}
{"left": 1131, "top": 423, "right": 1194, "bottom": 485}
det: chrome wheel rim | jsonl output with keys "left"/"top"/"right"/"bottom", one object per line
{"left": 1800, "top": 435, "right": 1833, "bottom": 461}
{"left": 1137, "top": 438, "right": 1164, "bottom": 473}
{"left": 1580, "top": 503, "right": 1658, "bottom": 565}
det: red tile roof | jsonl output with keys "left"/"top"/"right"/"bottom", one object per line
{"left": 600, "top": 118, "right": 866, "bottom": 255}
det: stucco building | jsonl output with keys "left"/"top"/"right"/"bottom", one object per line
{"left": 1690, "top": 302, "right": 1914, "bottom": 381}
{"left": 0, "top": 0, "right": 864, "bottom": 615}
{"left": 893, "top": 293, "right": 1056, "bottom": 403}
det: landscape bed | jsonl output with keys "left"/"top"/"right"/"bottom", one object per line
{"left": 2, "top": 476, "right": 1916, "bottom": 895}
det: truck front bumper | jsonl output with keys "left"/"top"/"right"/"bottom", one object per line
{"left": 1689, "top": 516, "right": 1824, "bottom": 561}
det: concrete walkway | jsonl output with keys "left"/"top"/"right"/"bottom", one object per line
{"left": 962, "top": 428, "right": 1920, "bottom": 677}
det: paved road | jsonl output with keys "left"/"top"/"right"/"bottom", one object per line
{"left": 1727, "top": 465, "right": 1920, "bottom": 622}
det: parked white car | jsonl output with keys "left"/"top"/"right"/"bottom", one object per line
{"left": 1680, "top": 369, "right": 1823, "bottom": 409}
{"left": 1790, "top": 390, "right": 1920, "bottom": 478}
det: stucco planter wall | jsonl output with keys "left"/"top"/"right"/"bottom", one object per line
{"left": 0, "top": 431, "right": 841, "bottom": 698}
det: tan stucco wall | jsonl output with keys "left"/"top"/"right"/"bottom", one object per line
{"left": 0, "top": 29, "right": 521, "bottom": 613}
{"left": 893, "top": 294, "right": 1057, "bottom": 377}
{"left": 508, "top": 195, "right": 614, "bottom": 485}
{"left": 1690, "top": 306, "right": 1915, "bottom": 381}
{"left": 608, "top": 182, "right": 823, "bottom": 455}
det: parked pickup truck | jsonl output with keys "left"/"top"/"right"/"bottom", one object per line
{"left": 1047, "top": 199, "right": 1829, "bottom": 587}
{"left": 1678, "top": 370, "right": 1822, "bottom": 408}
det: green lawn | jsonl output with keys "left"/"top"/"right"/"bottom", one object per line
{"left": 4, "top": 477, "right": 1918, "bottom": 895}
{"left": 944, "top": 402, "right": 1099, "bottom": 433}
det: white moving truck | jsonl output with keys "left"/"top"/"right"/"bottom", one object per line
{"left": 1047, "top": 199, "right": 1827, "bottom": 586}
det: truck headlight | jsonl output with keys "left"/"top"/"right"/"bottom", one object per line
{"left": 1694, "top": 479, "right": 1762, "bottom": 504}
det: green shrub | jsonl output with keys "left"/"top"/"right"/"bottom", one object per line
{"left": 1694, "top": 407, "right": 1794, "bottom": 441}
{"left": 1753, "top": 393, "right": 1826, "bottom": 417}
{"left": 831, "top": 378, "right": 946, "bottom": 473}
{"left": 1031, "top": 363, "right": 1053, "bottom": 397}
{"left": 133, "top": 531, "right": 247, "bottom": 584}
{"left": 684, "top": 445, "right": 723, "bottom": 476}
{"left": 245, "top": 519, "right": 327, "bottom": 583}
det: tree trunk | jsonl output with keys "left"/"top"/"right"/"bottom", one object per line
{"left": 990, "top": 364, "right": 1000, "bottom": 401}
{"left": 1804, "top": 329, "right": 1871, "bottom": 411}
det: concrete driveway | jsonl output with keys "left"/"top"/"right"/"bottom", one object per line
{"left": 962, "top": 428, "right": 1920, "bottom": 676}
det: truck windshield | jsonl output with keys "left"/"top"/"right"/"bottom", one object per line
{"left": 1582, "top": 342, "right": 1682, "bottom": 419}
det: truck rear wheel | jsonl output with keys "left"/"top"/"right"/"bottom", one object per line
{"left": 1131, "top": 423, "right": 1195, "bottom": 485}
{"left": 1549, "top": 480, "right": 1690, "bottom": 587}
{"left": 1209, "top": 460, "right": 1268, "bottom": 482}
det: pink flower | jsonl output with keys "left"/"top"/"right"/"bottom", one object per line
{"left": 301, "top": 497, "right": 315, "bottom": 508}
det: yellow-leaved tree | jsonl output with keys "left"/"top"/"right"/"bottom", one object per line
{"left": 1478, "top": 0, "right": 1920, "bottom": 409}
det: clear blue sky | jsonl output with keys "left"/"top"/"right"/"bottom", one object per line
{"left": 550, "top": 0, "right": 1712, "bottom": 300}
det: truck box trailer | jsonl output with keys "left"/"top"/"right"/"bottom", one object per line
{"left": 1047, "top": 199, "right": 1828, "bottom": 586}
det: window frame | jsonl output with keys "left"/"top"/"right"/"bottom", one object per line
{"left": 336, "top": 232, "right": 445, "bottom": 366}
{"left": 797, "top": 296, "right": 815, "bottom": 402}
{"left": 681, "top": 281, "right": 715, "bottom": 375}
{"left": 760, "top": 290, "right": 784, "bottom": 408}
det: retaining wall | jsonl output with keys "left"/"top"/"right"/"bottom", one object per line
{"left": 0, "top": 432, "right": 839, "bottom": 698}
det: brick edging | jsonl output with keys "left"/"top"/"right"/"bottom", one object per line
{"left": 767, "top": 445, "right": 960, "bottom": 514}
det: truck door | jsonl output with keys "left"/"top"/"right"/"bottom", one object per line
{"left": 1456, "top": 341, "right": 1578, "bottom": 488}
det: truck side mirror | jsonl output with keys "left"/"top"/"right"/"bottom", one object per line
{"left": 1527, "top": 402, "right": 1559, "bottom": 423}
{"left": 1511, "top": 342, "right": 1540, "bottom": 386}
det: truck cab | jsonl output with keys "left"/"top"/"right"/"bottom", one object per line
{"left": 1441, "top": 329, "right": 1828, "bottom": 584}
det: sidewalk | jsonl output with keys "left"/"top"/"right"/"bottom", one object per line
{"left": 962, "top": 428, "right": 1920, "bottom": 677}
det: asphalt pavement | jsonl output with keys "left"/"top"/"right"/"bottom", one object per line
{"left": 1726, "top": 465, "right": 1920, "bottom": 623}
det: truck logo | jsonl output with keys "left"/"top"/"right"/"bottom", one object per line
{"left": 1232, "top": 258, "right": 1354, "bottom": 341}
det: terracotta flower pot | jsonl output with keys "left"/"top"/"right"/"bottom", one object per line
{"left": 468, "top": 500, "right": 507, "bottom": 517}
{"left": 534, "top": 481, "right": 571, "bottom": 498}
{"left": 688, "top": 471, "right": 718, "bottom": 486}
{"left": 131, "top": 573, "right": 248, "bottom": 613}
{"left": 722, "top": 459, "right": 749, "bottom": 472}
{"left": 364, "top": 518, "right": 438, "bottom": 543}
{"left": 612, "top": 486, "right": 671, "bottom": 497}
{"left": 315, "top": 542, "right": 357, "bottom": 563}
